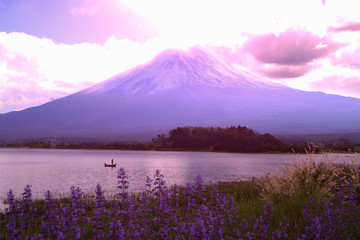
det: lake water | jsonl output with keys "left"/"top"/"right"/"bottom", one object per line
{"left": 0, "top": 148, "right": 356, "bottom": 205}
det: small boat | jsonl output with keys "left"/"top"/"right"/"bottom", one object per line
{"left": 105, "top": 159, "right": 116, "bottom": 167}
{"left": 104, "top": 163, "right": 117, "bottom": 167}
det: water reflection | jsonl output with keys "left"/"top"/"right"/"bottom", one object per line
{"left": 0, "top": 148, "right": 355, "bottom": 203}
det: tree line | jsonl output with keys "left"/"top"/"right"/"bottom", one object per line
{"left": 6, "top": 125, "right": 327, "bottom": 153}
{"left": 153, "top": 126, "right": 287, "bottom": 152}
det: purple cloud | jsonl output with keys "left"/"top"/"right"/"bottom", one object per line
{"left": 0, "top": 75, "right": 66, "bottom": 113}
{"left": 331, "top": 44, "right": 360, "bottom": 70}
{"left": 309, "top": 75, "right": 360, "bottom": 98}
{"left": 243, "top": 29, "right": 338, "bottom": 65}
{"left": 328, "top": 22, "right": 360, "bottom": 32}
{"left": 0, "top": 42, "right": 68, "bottom": 112}
{"left": 259, "top": 64, "right": 313, "bottom": 79}
{"left": 213, "top": 29, "right": 339, "bottom": 79}
{"left": 213, "top": 29, "right": 342, "bottom": 79}
{"left": 0, "top": 46, "right": 38, "bottom": 74}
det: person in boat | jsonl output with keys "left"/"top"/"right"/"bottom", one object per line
{"left": 111, "top": 159, "right": 114, "bottom": 164}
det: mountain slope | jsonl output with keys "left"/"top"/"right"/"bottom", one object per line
{"left": 1, "top": 46, "right": 360, "bottom": 142}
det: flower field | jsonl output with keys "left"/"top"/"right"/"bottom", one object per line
{"left": 0, "top": 154, "right": 359, "bottom": 239}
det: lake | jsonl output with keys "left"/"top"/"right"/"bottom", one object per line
{"left": 0, "top": 148, "right": 355, "bottom": 203}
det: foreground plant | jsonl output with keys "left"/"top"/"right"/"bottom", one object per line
{"left": 1, "top": 160, "right": 359, "bottom": 239}
{"left": 299, "top": 174, "right": 360, "bottom": 239}
{"left": 255, "top": 153, "right": 355, "bottom": 202}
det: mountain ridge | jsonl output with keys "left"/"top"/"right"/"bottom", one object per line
{"left": 1, "top": 46, "right": 360, "bottom": 142}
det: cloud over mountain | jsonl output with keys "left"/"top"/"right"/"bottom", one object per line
{"left": 237, "top": 29, "right": 340, "bottom": 79}
{"left": 0, "top": 32, "right": 166, "bottom": 113}
{"left": 243, "top": 29, "right": 337, "bottom": 65}
{"left": 328, "top": 22, "right": 360, "bottom": 32}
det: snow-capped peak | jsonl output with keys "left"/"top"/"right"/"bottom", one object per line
{"left": 82, "top": 46, "right": 282, "bottom": 97}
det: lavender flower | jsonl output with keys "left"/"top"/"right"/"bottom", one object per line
{"left": 117, "top": 167, "right": 129, "bottom": 200}
{"left": 92, "top": 184, "right": 106, "bottom": 239}
{"left": 40, "top": 190, "right": 60, "bottom": 238}
{"left": 19, "top": 185, "right": 36, "bottom": 232}
{"left": 153, "top": 169, "right": 167, "bottom": 197}
{"left": 6, "top": 189, "right": 20, "bottom": 239}
{"left": 300, "top": 178, "right": 360, "bottom": 239}
{"left": 145, "top": 175, "right": 153, "bottom": 195}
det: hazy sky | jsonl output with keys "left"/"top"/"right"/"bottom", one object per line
{"left": 1, "top": 0, "right": 360, "bottom": 113}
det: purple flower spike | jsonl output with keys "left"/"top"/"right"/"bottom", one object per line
{"left": 117, "top": 167, "right": 129, "bottom": 200}
{"left": 6, "top": 189, "right": 20, "bottom": 239}
{"left": 153, "top": 169, "right": 167, "bottom": 197}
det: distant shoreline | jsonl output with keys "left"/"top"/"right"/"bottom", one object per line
{"left": 1, "top": 145, "right": 358, "bottom": 154}
{"left": 0, "top": 145, "right": 288, "bottom": 154}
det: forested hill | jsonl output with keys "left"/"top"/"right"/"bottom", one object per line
{"left": 153, "top": 126, "right": 287, "bottom": 152}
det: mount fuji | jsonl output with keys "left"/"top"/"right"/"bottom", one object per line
{"left": 1, "top": 46, "right": 360, "bottom": 142}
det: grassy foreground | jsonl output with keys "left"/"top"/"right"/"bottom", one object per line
{"left": 0, "top": 153, "right": 359, "bottom": 239}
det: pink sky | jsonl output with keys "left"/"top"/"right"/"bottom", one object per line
{"left": 1, "top": 0, "right": 360, "bottom": 113}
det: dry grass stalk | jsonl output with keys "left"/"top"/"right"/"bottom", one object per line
{"left": 255, "top": 152, "right": 359, "bottom": 202}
